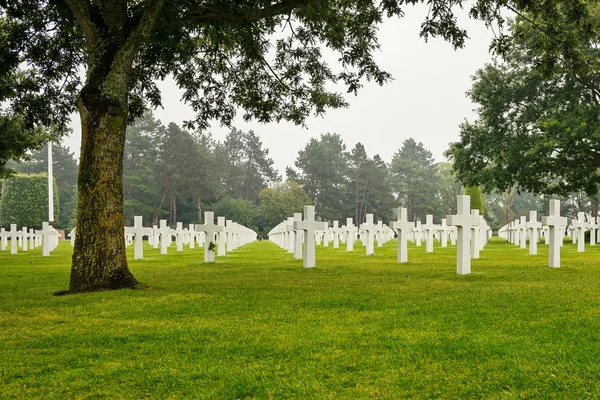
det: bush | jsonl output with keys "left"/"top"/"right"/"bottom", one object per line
{"left": 0, "top": 173, "right": 59, "bottom": 228}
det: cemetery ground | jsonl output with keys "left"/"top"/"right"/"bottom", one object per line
{"left": 2, "top": 238, "right": 600, "bottom": 399}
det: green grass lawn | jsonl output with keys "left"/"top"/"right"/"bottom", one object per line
{"left": 1, "top": 237, "right": 600, "bottom": 399}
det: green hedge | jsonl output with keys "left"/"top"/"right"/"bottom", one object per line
{"left": 0, "top": 173, "right": 59, "bottom": 229}
{"left": 463, "top": 185, "right": 484, "bottom": 216}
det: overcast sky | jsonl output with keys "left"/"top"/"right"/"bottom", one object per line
{"left": 64, "top": 4, "right": 498, "bottom": 178}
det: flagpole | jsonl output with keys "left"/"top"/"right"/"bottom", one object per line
{"left": 48, "top": 141, "right": 54, "bottom": 225}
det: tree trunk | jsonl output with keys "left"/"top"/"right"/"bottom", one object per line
{"left": 70, "top": 102, "right": 137, "bottom": 292}
{"left": 504, "top": 188, "right": 513, "bottom": 225}
{"left": 197, "top": 197, "right": 203, "bottom": 223}
{"left": 170, "top": 195, "right": 177, "bottom": 226}
{"left": 66, "top": 0, "right": 164, "bottom": 292}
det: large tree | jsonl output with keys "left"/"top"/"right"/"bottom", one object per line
{"left": 447, "top": 3, "right": 599, "bottom": 196}
{"left": 288, "top": 133, "right": 349, "bottom": 221}
{"left": 390, "top": 138, "right": 439, "bottom": 222}
{"left": 1, "top": 1, "right": 591, "bottom": 292}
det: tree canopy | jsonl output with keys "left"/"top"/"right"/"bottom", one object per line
{"left": 447, "top": 3, "right": 600, "bottom": 196}
{"left": 1, "top": 0, "right": 592, "bottom": 292}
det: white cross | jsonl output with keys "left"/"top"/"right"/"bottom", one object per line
{"left": 470, "top": 210, "right": 482, "bottom": 259}
{"left": 293, "top": 213, "right": 303, "bottom": 259}
{"left": 359, "top": 214, "right": 377, "bottom": 256}
{"left": 226, "top": 220, "right": 237, "bottom": 251}
{"left": 195, "top": 211, "right": 224, "bottom": 263}
{"left": 330, "top": 220, "right": 344, "bottom": 249}
{"left": 390, "top": 207, "right": 414, "bottom": 263}
{"left": 541, "top": 199, "right": 567, "bottom": 268}
{"left": 20, "top": 227, "right": 29, "bottom": 251}
{"left": 447, "top": 195, "right": 480, "bottom": 275}
{"left": 293, "top": 205, "right": 327, "bottom": 268}
{"left": 0, "top": 228, "right": 8, "bottom": 251}
{"left": 527, "top": 211, "right": 542, "bottom": 255}
{"left": 343, "top": 218, "right": 358, "bottom": 252}
{"left": 519, "top": 216, "right": 527, "bottom": 249}
{"left": 9, "top": 224, "right": 18, "bottom": 254}
{"left": 156, "top": 220, "right": 172, "bottom": 255}
{"left": 38, "top": 222, "right": 60, "bottom": 257}
{"left": 437, "top": 218, "right": 452, "bottom": 248}
{"left": 586, "top": 214, "right": 597, "bottom": 246}
{"left": 217, "top": 217, "right": 228, "bottom": 256}
{"left": 422, "top": 214, "right": 437, "bottom": 253}
{"left": 413, "top": 220, "right": 423, "bottom": 246}
{"left": 284, "top": 217, "right": 295, "bottom": 254}
{"left": 573, "top": 212, "right": 587, "bottom": 253}
{"left": 126, "top": 216, "right": 153, "bottom": 260}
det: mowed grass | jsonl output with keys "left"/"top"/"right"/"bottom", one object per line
{"left": 1, "top": 237, "right": 600, "bottom": 399}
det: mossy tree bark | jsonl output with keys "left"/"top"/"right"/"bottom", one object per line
{"left": 67, "top": 0, "right": 164, "bottom": 292}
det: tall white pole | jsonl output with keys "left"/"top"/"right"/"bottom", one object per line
{"left": 48, "top": 141, "right": 54, "bottom": 224}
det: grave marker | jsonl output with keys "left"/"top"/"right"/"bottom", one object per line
{"left": 447, "top": 195, "right": 480, "bottom": 275}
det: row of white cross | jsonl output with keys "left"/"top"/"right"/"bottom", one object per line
{"left": 268, "top": 195, "right": 494, "bottom": 274}
{"left": 0, "top": 222, "right": 60, "bottom": 256}
{"left": 2, "top": 212, "right": 257, "bottom": 262}
{"left": 498, "top": 199, "right": 599, "bottom": 267}
{"left": 73, "top": 212, "right": 257, "bottom": 262}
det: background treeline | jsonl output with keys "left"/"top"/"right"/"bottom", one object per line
{"left": 2, "top": 109, "right": 599, "bottom": 233}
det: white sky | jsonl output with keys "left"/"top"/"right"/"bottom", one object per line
{"left": 64, "top": 5, "right": 498, "bottom": 178}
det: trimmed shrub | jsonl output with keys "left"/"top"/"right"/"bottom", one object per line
{"left": 0, "top": 173, "right": 59, "bottom": 229}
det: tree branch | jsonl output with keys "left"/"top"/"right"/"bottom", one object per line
{"left": 117, "top": 0, "right": 165, "bottom": 69}
{"left": 64, "top": 0, "right": 95, "bottom": 42}
{"left": 187, "top": 0, "right": 312, "bottom": 24}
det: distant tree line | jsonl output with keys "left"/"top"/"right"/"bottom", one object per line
{"left": 4, "top": 109, "right": 598, "bottom": 234}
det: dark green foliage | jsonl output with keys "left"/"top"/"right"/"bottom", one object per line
{"left": 463, "top": 186, "right": 484, "bottom": 216}
{"left": 0, "top": 114, "right": 49, "bottom": 178}
{"left": 390, "top": 138, "right": 439, "bottom": 222}
{"left": 448, "top": 4, "right": 600, "bottom": 196}
{"left": 211, "top": 197, "right": 258, "bottom": 232}
{"left": 7, "top": 142, "right": 78, "bottom": 229}
{"left": 288, "top": 133, "right": 349, "bottom": 222}
{"left": 0, "top": 173, "right": 58, "bottom": 228}
{"left": 257, "top": 181, "right": 311, "bottom": 233}
{"left": 347, "top": 143, "right": 394, "bottom": 224}
{"left": 220, "top": 128, "right": 280, "bottom": 203}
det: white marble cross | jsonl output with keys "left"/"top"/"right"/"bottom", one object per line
{"left": 586, "top": 214, "right": 597, "bottom": 246}
{"left": 359, "top": 214, "right": 377, "bottom": 256}
{"left": 285, "top": 217, "right": 295, "bottom": 254}
{"left": 188, "top": 223, "right": 197, "bottom": 249}
{"left": 195, "top": 211, "right": 224, "bottom": 263}
{"left": 0, "top": 228, "right": 8, "bottom": 251}
{"left": 573, "top": 212, "right": 587, "bottom": 253}
{"left": 470, "top": 210, "right": 481, "bottom": 259}
{"left": 390, "top": 207, "right": 414, "bottom": 263}
{"left": 9, "top": 224, "right": 18, "bottom": 254}
{"left": 413, "top": 220, "right": 423, "bottom": 247}
{"left": 447, "top": 195, "right": 481, "bottom": 275}
{"left": 157, "top": 220, "right": 171, "bottom": 255}
{"left": 513, "top": 219, "right": 520, "bottom": 246}
{"left": 127, "top": 216, "right": 153, "bottom": 260}
{"left": 330, "top": 220, "right": 343, "bottom": 249}
{"left": 217, "top": 217, "right": 228, "bottom": 256}
{"left": 437, "top": 218, "right": 452, "bottom": 248}
{"left": 293, "top": 213, "right": 303, "bottom": 259}
{"left": 293, "top": 205, "right": 327, "bottom": 268}
{"left": 39, "top": 222, "right": 60, "bottom": 256}
{"left": 422, "top": 214, "right": 437, "bottom": 253}
{"left": 343, "top": 218, "right": 358, "bottom": 252}
{"left": 519, "top": 216, "right": 528, "bottom": 249}
{"left": 226, "top": 220, "right": 236, "bottom": 251}
{"left": 527, "top": 211, "right": 542, "bottom": 255}
{"left": 173, "top": 222, "right": 185, "bottom": 252}
{"left": 541, "top": 199, "right": 567, "bottom": 268}
{"left": 20, "top": 227, "right": 29, "bottom": 251}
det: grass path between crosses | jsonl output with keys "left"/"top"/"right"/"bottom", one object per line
{"left": 1, "top": 237, "right": 600, "bottom": 399}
